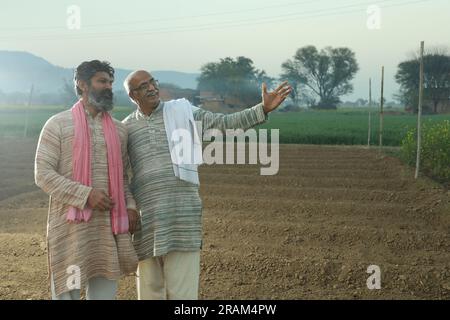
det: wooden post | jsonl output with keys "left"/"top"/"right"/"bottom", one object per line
{"left": 379, "top": 67, "right": 384, "bottom": 147}
{"left": 368, "top": 78, "right": 372, "bottom": 147}
{"left": 379, "top": 66, "right": 384, "bottom": 147}
{"left": 23, "top": 84, "right": 34, "bottom": 138}
{"left": 415, "top": 41, "right": 425, "bottom": 179}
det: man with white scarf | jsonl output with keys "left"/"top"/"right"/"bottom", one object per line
{"left": 122, "top": 70, "right": 291, "bottom": 300}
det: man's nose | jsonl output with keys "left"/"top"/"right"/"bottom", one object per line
{"left": 105, "top": 82, "right": 113, "bottom": 90}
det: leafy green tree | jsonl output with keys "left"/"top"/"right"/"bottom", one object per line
{"left": 281, "top": 45, "right": 359, "bottom": 109}
{"left": 395, "top": 52, "right": 450, "bottom": 113}
{"left": 198, "top": 56, "right": 270, "bottom": 107}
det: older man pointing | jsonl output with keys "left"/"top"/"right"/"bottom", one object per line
{"left": 122, "top": 70, "right": 291, "bottom": 300}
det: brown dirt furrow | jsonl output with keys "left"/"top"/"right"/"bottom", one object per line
{"left": 0, "top": 139, "right": 449, "bottom": 300}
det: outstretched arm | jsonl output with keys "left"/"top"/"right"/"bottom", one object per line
{"left": 193, "top": 81, "right": 292, "bottom": 137}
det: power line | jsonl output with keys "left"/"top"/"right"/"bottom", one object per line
{"left": 0, "top": 0, "right": 425, "bottom": 39}
{"left": 0, "top": 0, "right": 434, "bottom": 41}
{"left": 0, "top": 0, "right": 327, "bottom": 32}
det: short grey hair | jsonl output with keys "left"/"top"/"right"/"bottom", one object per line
{"left": 123, "top": 72, "right": 134, "bottom": 95}
{"left": 123, "top": 70, "right": 151, "bottom": 95}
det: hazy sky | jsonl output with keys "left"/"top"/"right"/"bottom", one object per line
{"left": 0, "top": 0, "right": 449, "bottom": 100}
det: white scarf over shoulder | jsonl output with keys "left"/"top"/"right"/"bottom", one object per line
{"left": 162, "top": 98, "right": 203, "bottom": 185}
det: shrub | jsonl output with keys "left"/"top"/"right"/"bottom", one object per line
{"left": 401, "top": 120, "right": 450, "bottom": 183}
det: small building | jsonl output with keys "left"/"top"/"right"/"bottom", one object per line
{"left": 159, "top": 86, "right": 198, "bottom": 105}
{"left": 432, "top": 99, "right": 450, "bottom": 113}
{"left": 197, "top": 90, "right": 250, "bottom": 113}
{"left": 406, "top": 97, "right": 450, "bottom": 114}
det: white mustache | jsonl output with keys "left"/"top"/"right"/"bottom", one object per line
{"left": 146, "top": 90, "right": 158, "bottom": 97}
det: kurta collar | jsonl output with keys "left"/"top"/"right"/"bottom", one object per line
{"left": 136, "top": 101, "right": 164, "bottom": 120}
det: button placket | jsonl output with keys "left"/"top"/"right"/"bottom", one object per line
{"left": 91, "top": 116, "right": 102, "bottom": 157}
{"left": 147, "top": 116, "right": 156, "bottom": 143}
{"left": 87, "top": 118, "right": 95, "bottom": 155}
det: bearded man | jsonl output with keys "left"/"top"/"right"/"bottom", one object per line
{"left": 34, "top": 60, "right": 138, "bottom": 300}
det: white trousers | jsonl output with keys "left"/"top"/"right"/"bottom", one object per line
{"left": 136, "top": 250, "right": 200, "bottom": 300}
{"left": 51, "top": 274, "right": 118, "bottom": 300}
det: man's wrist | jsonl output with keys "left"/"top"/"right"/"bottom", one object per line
{"left": 255, "top": 103, "right": 269, "bottom": 122}
{"left": 126, "top": 197, "right": 137, "bottom": 212}
{"left": 82, "top": 186, "right": 94, "bottom": 209}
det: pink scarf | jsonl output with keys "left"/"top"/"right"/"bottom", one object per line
{"left": 66, "top": 100, "right": 129, "bottom": 235}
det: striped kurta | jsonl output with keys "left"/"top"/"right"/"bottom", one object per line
{"left": 122, "top": 101, "right": 267, "bottom": 260}
{"left": 34, "top": 109, "right": 138, "bottom": 297}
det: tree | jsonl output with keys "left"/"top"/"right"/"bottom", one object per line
{"left": 395, "top": 52, "right": 450, "bottom": 113}
{"left": 279, "top": 66, "right": 301, "bottom": 106}
{"left": 281, "top": 45, "right": 359, "bottom": 109}
{"left": 255, "top": 70, "right": 274, "bottom": 90}
{"left": 197, "top": 56, "right": 269, "bottom": 107}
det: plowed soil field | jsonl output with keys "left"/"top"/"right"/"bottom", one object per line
{"left": 0, "top": 138, "right": 449, "bottom": 299}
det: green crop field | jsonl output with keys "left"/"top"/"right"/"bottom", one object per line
{"left": 0, "top": 105, "right": 135, "bottom": 138}
{"left": 258, "top": 108, "right": 450, "bottom": 146}
{"left": 1, "top": 105, "right": 450, "bottom": 146}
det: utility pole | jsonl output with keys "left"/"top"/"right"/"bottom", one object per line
{"left": 415, "top": 41, "right": 425, "bottom": 179}
{"left": 379, "top": 67, "right": 384, "bottom": 148}
{"left": 23, "top": 84, "right": 34, "bottom": 138}
{"left": 368, "top": 78, "right": 372, "bottom": 147}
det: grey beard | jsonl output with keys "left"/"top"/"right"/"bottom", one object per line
{"left": 88, "top": 91, "right": 114, "bottom": 112}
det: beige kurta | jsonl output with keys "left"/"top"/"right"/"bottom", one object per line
{"left": 35, "top": 109, "right": 138, "bottom": 297}
{"left": 123, "top": 101, "right": 267, "bottom": 260}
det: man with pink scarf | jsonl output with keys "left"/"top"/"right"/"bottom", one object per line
{"left": 34, "top": 60, "right": 138, "bottom": 300}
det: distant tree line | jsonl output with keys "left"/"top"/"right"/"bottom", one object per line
{"left": 198, "top": 45, "right": 450, "bottom": 112}
{"left": 2, "top": 45, "right": 449, "bottom": 112}
{"left": 197, "top": 45, "right": 359, "bottom": 110}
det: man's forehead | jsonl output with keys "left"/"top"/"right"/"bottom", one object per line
{"left": 132, "top": 71, "right": 153, "bottom": 83}
{"left": 93, "top": 71, "right": 113, "bottom": 80}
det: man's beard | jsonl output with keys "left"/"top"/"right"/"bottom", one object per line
{"left": 88, "top": 88, "right": 114, "bottom": 112}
